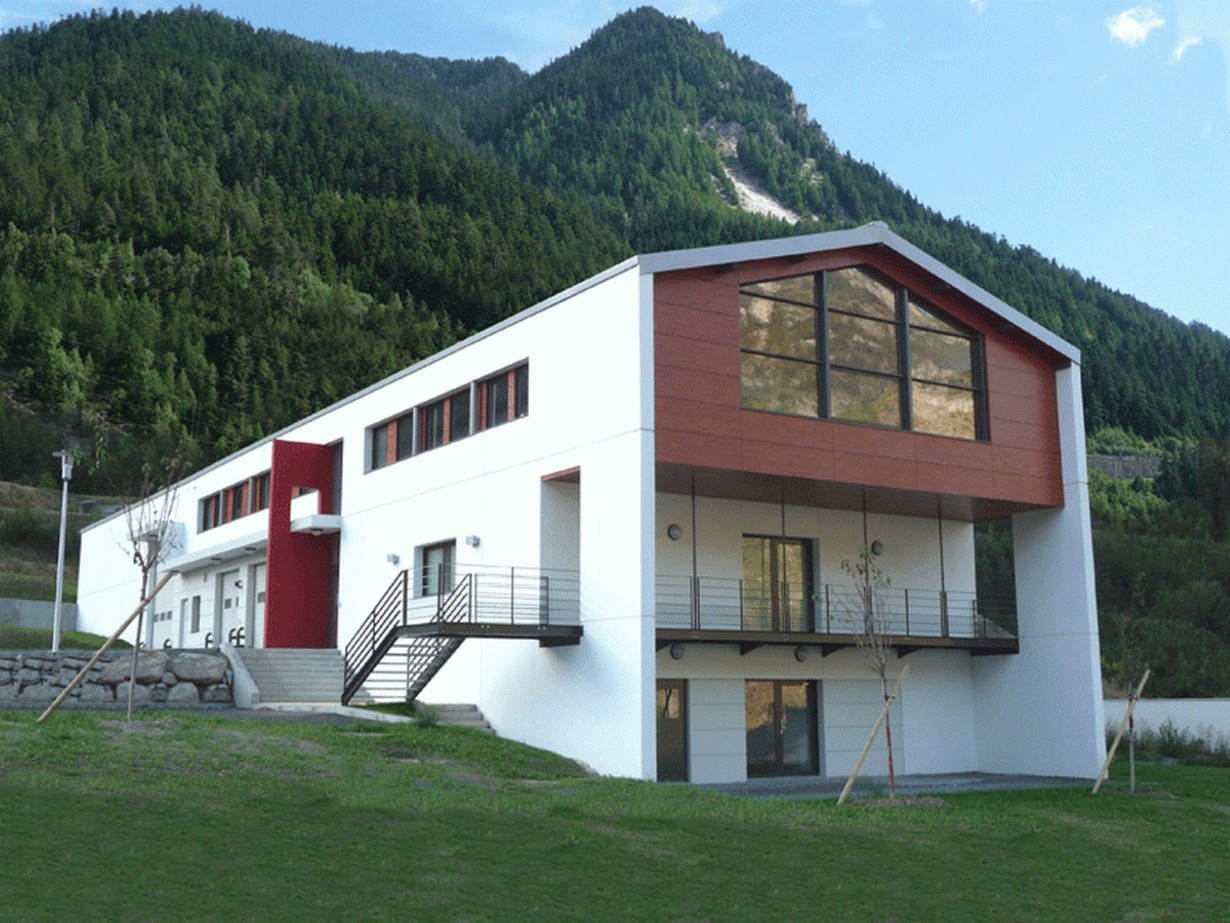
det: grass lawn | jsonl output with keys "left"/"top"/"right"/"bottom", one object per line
{"left": 0, "top": 625, "right": 126, "bottom": 649}
{"left": 1, "top": 711, "right": 1227, "bottom": 921}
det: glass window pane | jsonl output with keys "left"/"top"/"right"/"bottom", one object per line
{"left": 449, "top": 392, "right": 470, "bottom": 442}
{"left": 745, "top": 681, "right": 777, "bottom": 775}
{"left": 913, "top": 382, "right": 977, "bottom": 439}
{"left": 422, "top": 401, "right": 445, "bottom": 451}
{"left": 740, "top": 295, "right": 816, "bottom": 359}
{"left": 911, "top": 328, "right": 973, "bottom": 386}
{"left": 396, "top": 412, "right": 415, "bottom": 460}
{"left": 827, "top": 267, "right": 896, "bottom": 320}
{"left": 830, "top": 369, "right": 901, "bottom": 427}
{"left": 828, "top": 312, "right": 899, "bottom": 374}
{"left": 742, "top": 537, "right": 773, "bottom": 631}
{"left": 909, "top": 298, "right": 964, "bottom": 335}
{"left": 740, "top": 274, "right": 817, "bottom": 305}
{"left": 514, "top": 365, "right": 528, "bottom": 418}
{"left": 740, "top": 353, "right": 819, "bottom": 417}
{"left": 779, "top": 682, "right": 816, "bottom": 774}
{"left": 370, "top": 425, "right": 388, "bottom": 469}
{"left": 486, "top": 374, "right": 509, "bottom": 428}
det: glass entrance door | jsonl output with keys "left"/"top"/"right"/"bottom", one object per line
{"left": 656, "top": 680, "right": 688, "bottom": 781}
{"left": 742, "top": 536, "right": 814, "bottom": 631}
{"left": 746, "top": 680, "right": 818, "bottom": 777}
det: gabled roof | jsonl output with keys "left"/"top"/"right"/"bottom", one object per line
{"left": 636, "top": 221, "right": 1080, "bottom": 365}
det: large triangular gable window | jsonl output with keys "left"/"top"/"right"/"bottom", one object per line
{"left": 739, "top": 266, "right": 987, "bottom": 440}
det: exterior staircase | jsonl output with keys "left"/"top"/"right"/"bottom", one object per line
{"left": 421, "top": 702, "right": 494, "bottom": 733}
{"left": 341, "top": 565, "right": 582, "bottom": 706}
{"left": 235, "top": 648, "right": 344, "bottom": 705}
{"left": 347, "top": 635, "right": 463, "bottom": 704}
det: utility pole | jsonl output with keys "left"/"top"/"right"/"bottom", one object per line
{"left": 51, "top": 450, "right": 74, "bottom": 653}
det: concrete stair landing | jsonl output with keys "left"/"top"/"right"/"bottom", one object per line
{"left": 235, "top": 648, "right": 344, "bottom": 705}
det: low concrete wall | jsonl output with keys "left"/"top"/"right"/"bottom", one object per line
{"left": 0, "top": 598, "right": 78, "bottom": 631}
{"left": 0, "top": 649, "right": 232, "bottom": 707}
{"left": 1104, "top": 698, "right": 1230, "bottom": 744}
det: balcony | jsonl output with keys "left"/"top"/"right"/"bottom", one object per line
{"left": 655, "top": 575, "right": 1018, "bottom": 655}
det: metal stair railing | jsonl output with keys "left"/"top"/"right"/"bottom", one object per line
{"left": 342, "top": 564, "right": 580, "bottom": 705}
{"left": 341, "top": 566, "right": 478, "bottom": 705}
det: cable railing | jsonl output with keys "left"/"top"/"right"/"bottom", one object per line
{"left": 655, "top": 574, "right": 1016, "bottom": 641}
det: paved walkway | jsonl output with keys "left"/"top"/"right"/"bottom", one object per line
{"left": 699, "top": 771, "right": 1089, "bottom": 800}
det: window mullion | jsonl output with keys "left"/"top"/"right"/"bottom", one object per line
{"left": 899, "top": 287, "right": 911, "bottom": 431}
{"left": 819, "top": 272, "right": 831, "bottom": 419}
{"left": 973, "top": 336, "right": 989, "bottom": 440}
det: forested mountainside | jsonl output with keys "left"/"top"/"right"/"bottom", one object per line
{"left": 3, "top": 6, "right": 1229, "bottom": 485}
{"left": 0, "top": 9, "right": 626, "bottom": 479}
{"left": 2, "top": 6, "right": 1230, "bottom": 695}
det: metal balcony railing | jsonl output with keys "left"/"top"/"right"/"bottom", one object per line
{"left": 342, "top": 564, "right": 581, "bottom": 703}
{"left": 655, "top": 574, "right": 1016, "bottom": 641}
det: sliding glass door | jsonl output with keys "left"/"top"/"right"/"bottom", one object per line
{"left": 742, "top": 536, "right": 814, "bottom": 631}
{"left": 745, "top": 680, "right": 818, "bottom": 777}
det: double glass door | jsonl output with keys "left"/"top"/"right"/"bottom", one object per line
{"left": 746, "top": 680, "right": 818, "bottom": 777}
{"left": 742, "top": 536, "right": 813, "bottom": 632}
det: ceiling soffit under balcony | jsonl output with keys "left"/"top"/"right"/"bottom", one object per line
{"left": 654, "top": 462, "right": 1048, "bottom": 523}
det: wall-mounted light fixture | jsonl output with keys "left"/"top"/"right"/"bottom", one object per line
{"left": 794, "top": 645, "right": 809, "bottom": 663}
{"left": 669, "top": 642, "right": 685, "bottom": 660}
{"left": 387, "top": 553, "right": 400, "bottom": 566}
{"left": 233, "top": 579, "right": 243, "bottom": 589}
{"left": 666, "top": 523, "right": 682, "bottom": 541}
{"left": 465, "top": 535, "right": 481, "bottom": 547}
{"left": 870, "top": 540, "right": 884, "bottom": 556}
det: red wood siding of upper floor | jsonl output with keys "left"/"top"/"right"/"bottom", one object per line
{"left": 652, "top": 245, "right": 1065, "bottom": 509}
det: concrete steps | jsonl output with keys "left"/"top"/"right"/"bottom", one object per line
{"left": 420, "top": 702, "right": 494, "bottom": 733}
{"left": 236, "top": 648, "right": 343, "bottom": 705}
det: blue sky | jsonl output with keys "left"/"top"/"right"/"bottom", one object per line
{"left": 3, "top": 1, "right": 1229, "bottom": 336}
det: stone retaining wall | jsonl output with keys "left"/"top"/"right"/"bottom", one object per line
{"left": 0, "top": 649, "right": 233, "bottom": 707}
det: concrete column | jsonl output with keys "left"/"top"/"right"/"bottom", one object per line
{"left": 972, "top": 364, "right": 1106, "bottom": 777}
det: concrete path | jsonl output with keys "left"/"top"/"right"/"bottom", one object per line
{"left": 698, "top": 771, "right": 1089, "bottom": 800}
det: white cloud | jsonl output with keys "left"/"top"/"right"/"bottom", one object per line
{"left": 1172, "top": 35, "right": 1202, "bottom": 61}
{"left": 1107, "top": 6, "right": 1165, "bottom": 46}
{"left": 968, "top": 0, "right": 988, "bottom": 12}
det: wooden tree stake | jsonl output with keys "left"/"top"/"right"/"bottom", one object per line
{"left": 1092, "top": 669, "right": 1150, "bottom": 794}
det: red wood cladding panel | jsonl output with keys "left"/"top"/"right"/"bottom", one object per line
{"left": 653, "top": 246, "right": 1065, "bottom": 511}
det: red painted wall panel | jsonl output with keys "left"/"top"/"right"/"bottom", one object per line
{"left": 653, "top": 245, "right": 1066, "bottom": 513}
{"left": 265, "top": 439, "right": 335, "bottom": 649}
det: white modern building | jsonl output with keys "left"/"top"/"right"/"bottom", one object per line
{"left": 77, "top": 222, "right": 1105, "bottom": 783}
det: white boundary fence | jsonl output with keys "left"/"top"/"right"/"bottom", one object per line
{"left": 1103, "top": 697, "right": 1230, "bottom": 743}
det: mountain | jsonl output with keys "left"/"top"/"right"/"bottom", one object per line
{"left": 0, "top": 9, "right": 625, "bottom": 479}
{"left": 1, "top": 6, "right": 1229, "bottom": 489}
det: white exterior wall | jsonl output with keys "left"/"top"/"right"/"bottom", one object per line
{"left": 653, "top": 495, "right": 979, "bottom": 783}
{"left": 660, "top": 645, "right": 973, "bottom": 783}
{"left": 81, "top": 264, "right": 657, "bottom": 779}
{"left": 77, "top": 439, "right": 274, "bottom": 645}
{"left": 655, "top": 496, "right": 975, "bottom": 592}
{"left": 972, "top": 365, "right": 1105, "bottom": 778}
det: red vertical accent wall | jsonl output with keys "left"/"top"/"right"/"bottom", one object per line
{"left": 265, "top": 439, "right": 334, "bottom": 649}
